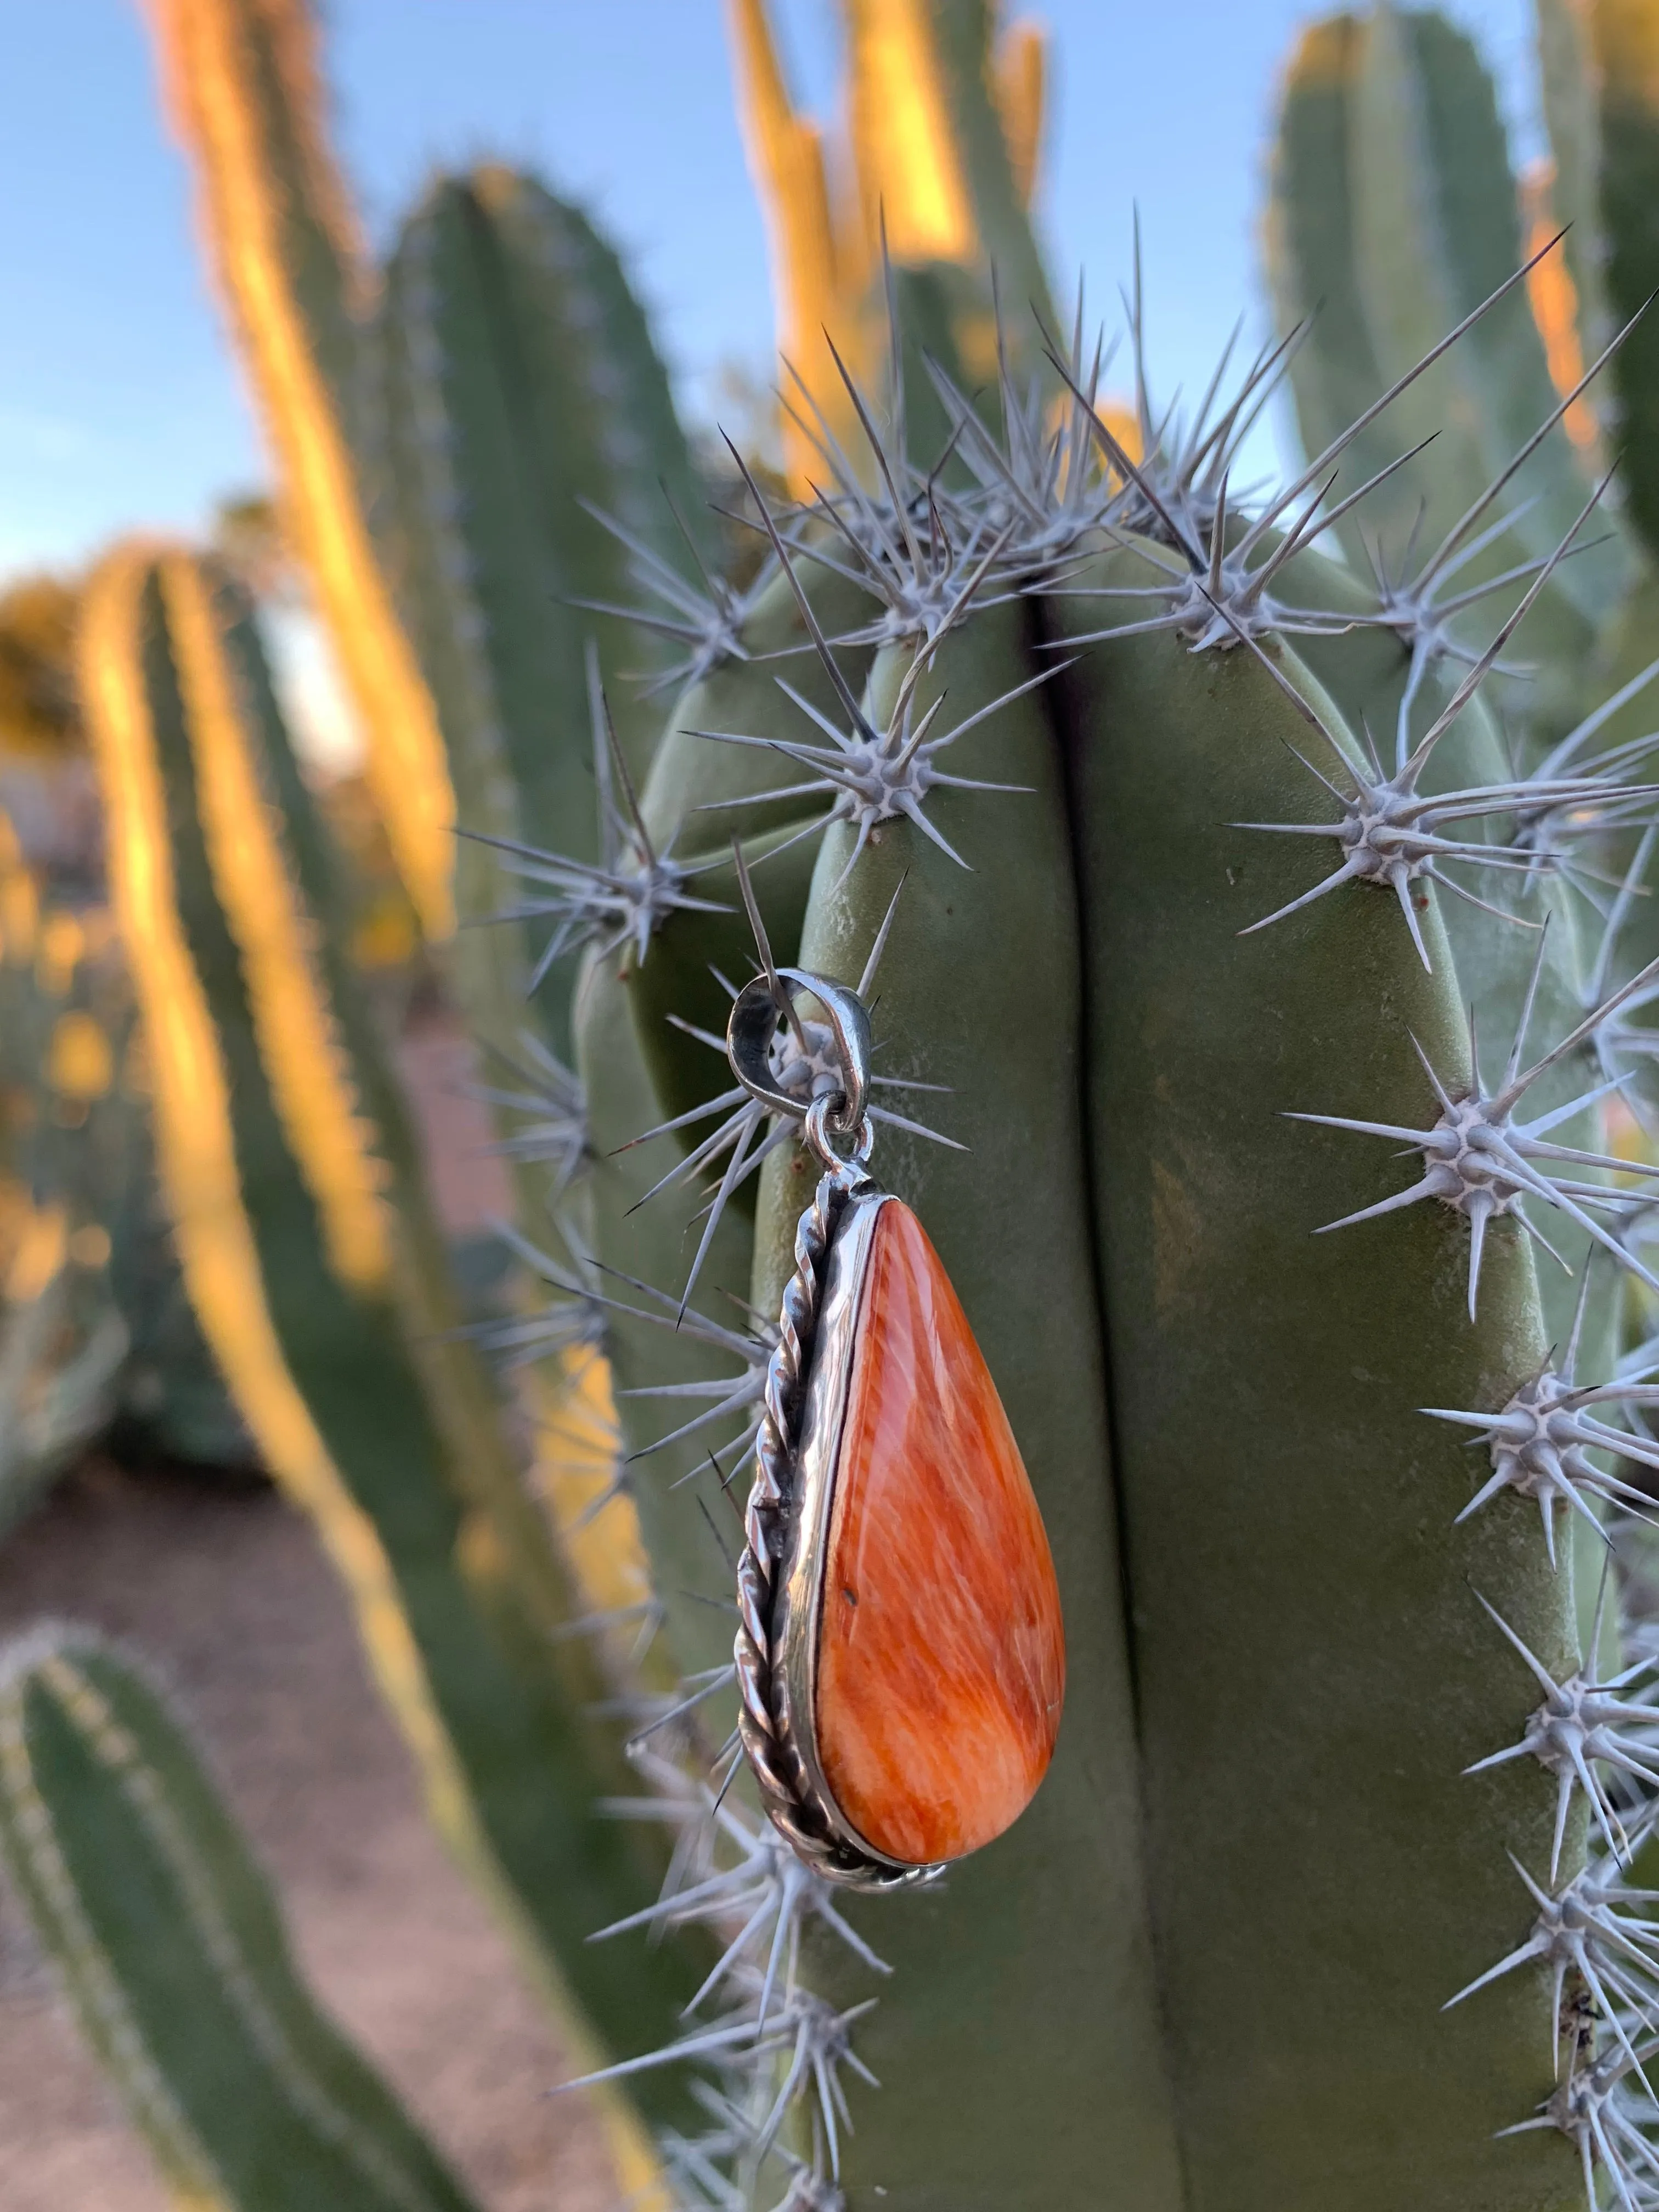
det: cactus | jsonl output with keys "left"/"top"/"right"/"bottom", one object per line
{"left": 371, "top": 161, "right": 719, "bottom": 1056}
{"left": 0, "top": 1623, "right": 486, "bottom": 2212}
{"left": 74, "top": 539, "right": 718, "bottom": 2173}
{"left": 0, "top": 815, "right": 250, "bottom": 1514}
{"left": 726, "top": 0, "right": 1056, "bottom": 487}
{"left": 1263, "top": 1, "right": 1659, "bottom": 744}
{"left": 25, "top": 4, "right": 1659, "bottom": 2210}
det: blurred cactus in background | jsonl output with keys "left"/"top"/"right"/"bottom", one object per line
{"left": 22, "top": 1, "right": 1659, "bottom": 2210}
{"left": 0, "top": 803, "right": 252, "bottom": 1528}
{"left": 726, "top": 0, "right": 1056, "bottom": 485}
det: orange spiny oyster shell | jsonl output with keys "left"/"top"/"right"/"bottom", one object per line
{"left": 814, "top": 1200, "right": 1064, "bottom": 1864}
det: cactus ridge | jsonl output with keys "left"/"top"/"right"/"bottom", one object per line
{"left": 1229, "top": 605, "right": 1659, "bottom": 966}
{"left": 1502, "top": 2039, "right": 1659, "bottom": 2208}
{"left": 686, "top": 574, "right": 1051, "bottom": 889}
{"left": 920, "top": 292, "right": 1128, "bottom": 564}
{"left": 590, "top": 244, "right": 1659, "bottom": 2203}
{"left": 1429, "top": 1330, "right": 1659, "bottom": 1569}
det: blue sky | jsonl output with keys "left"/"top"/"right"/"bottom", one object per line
{"left": 0, "top": 0, "right": 1540, "bottom": 585}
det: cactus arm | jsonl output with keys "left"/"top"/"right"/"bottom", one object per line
{"left": 374, "top": 168, "right": 713, "bottom": 1031}
{"left": 370, "top": 216, "right": 529, "bottom": 1049}
{"left": 745, "top": 605, "right": 1186, "bottom": 2211}
{"left": 473, "top": 170, "right": 714, "bottom": 777}
{"left": 1572, "top": 0, "right": 1659, "bottom": 567}
{"left": 724, "top": 0, "right": 849, "bottom": 490}
{"left": 1537, "top": 0, "right": 1612, "bottom": 364}
{"left": 991, "top": 16, "right": 1046, "bottom": 210}
{"left": 0, "top": 1627, "right": 484, "bottom": 2212}
{"left": 78, "top": 540, "right": 708, "bottom": 2145}
{"left": 1265, "top": 15, "right": 1418, "bottom": 569}
{"left": 146, "top": 0, "right": 456, "bottom": 938}
{"left": 1049, "top": 556, "right": 1578, "bottom": 2211}
{"left": 1351, "top": 7, "right": 1621, "bottom": 632}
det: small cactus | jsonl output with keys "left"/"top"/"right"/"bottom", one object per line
{"left": 0, "top": 1623, "right": 487, "bottom": 2212}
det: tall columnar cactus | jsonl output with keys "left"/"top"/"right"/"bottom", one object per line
{"left": 1263, "top": 1, "right": 1659, "bottom": 743}
{"left": 74, "top": 539, "right": 721, "bottom": 2178}
{"left": 150, "top": 0, "right": 456, "bottom": 938}
{"left": 370, "top": 160, "right": 718, "bottom": 1056}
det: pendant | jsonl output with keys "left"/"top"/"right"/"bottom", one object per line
{"left": 726, "top": 969, "right": 1065, "bottom": 1889}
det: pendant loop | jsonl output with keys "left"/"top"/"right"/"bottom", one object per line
{"left": 726, "top": 969, "right": 874, "bottom": 1141}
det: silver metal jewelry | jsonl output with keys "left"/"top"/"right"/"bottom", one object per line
{"left": 726, "top": 968, "right": 944, "bottom": 1890}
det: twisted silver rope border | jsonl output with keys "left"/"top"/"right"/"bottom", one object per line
{"left": 732, "top": 1167, "right": 925, "bottom": 1889}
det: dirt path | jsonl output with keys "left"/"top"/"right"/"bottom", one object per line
{"left": 0, "top": 1458, "right": 617, "bottom": 2212}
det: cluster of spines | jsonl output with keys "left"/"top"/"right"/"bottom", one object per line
{"left": 478, "top": 232, "right": 1659, "bottom": 2206}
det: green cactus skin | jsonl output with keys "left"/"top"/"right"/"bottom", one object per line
{"left": 745, "top": 606, "right": 1186, "bottom": 2212}
{"left": 1046, "top": 554, "right": 1578, "bottom": 2211}
{"left": 78, "top": 543, "right": 709, "bottom": 2139}
{"left": 378, "top": 166, "right": 714, "bottom": 804}
{"left": 0, "top": 1625, "right": 486, "bottom": 2212}
{"left": 1354, "top": 11, "right": 1617, "bottom": 615}
{"left": 374, "top": 166, "right": 714, "bottom": 1058}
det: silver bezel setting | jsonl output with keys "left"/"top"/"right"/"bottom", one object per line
{"left": 733, "top": 1171, "right": 944, "bottom": 1889}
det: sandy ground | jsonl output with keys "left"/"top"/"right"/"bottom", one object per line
{"left": 0, "top": 1455, "right": 617, "bottom": 2212}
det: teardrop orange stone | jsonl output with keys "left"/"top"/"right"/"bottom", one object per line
{"left": 814, "top": 1200, "right": 1064, "bottom": 1864}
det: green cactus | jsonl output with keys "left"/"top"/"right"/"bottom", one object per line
{"left": 0, "top": 823, "right": 251, "bottom": 1516}
{"left": 74, "top": 539, "right": 714, "bottom": 2175}
{"left": 0, "top": 1623, "right": 486, "bottom": 2212}
{"left": 447, "top": 238, "right": 1659, "bottom": 2202}
{"left": 20, "top": 4, "right": 1659, "bottom": 2211}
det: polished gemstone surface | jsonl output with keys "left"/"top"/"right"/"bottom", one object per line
{"left": 815, "top": 1199, "right": 1064, "bottom": 1864}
